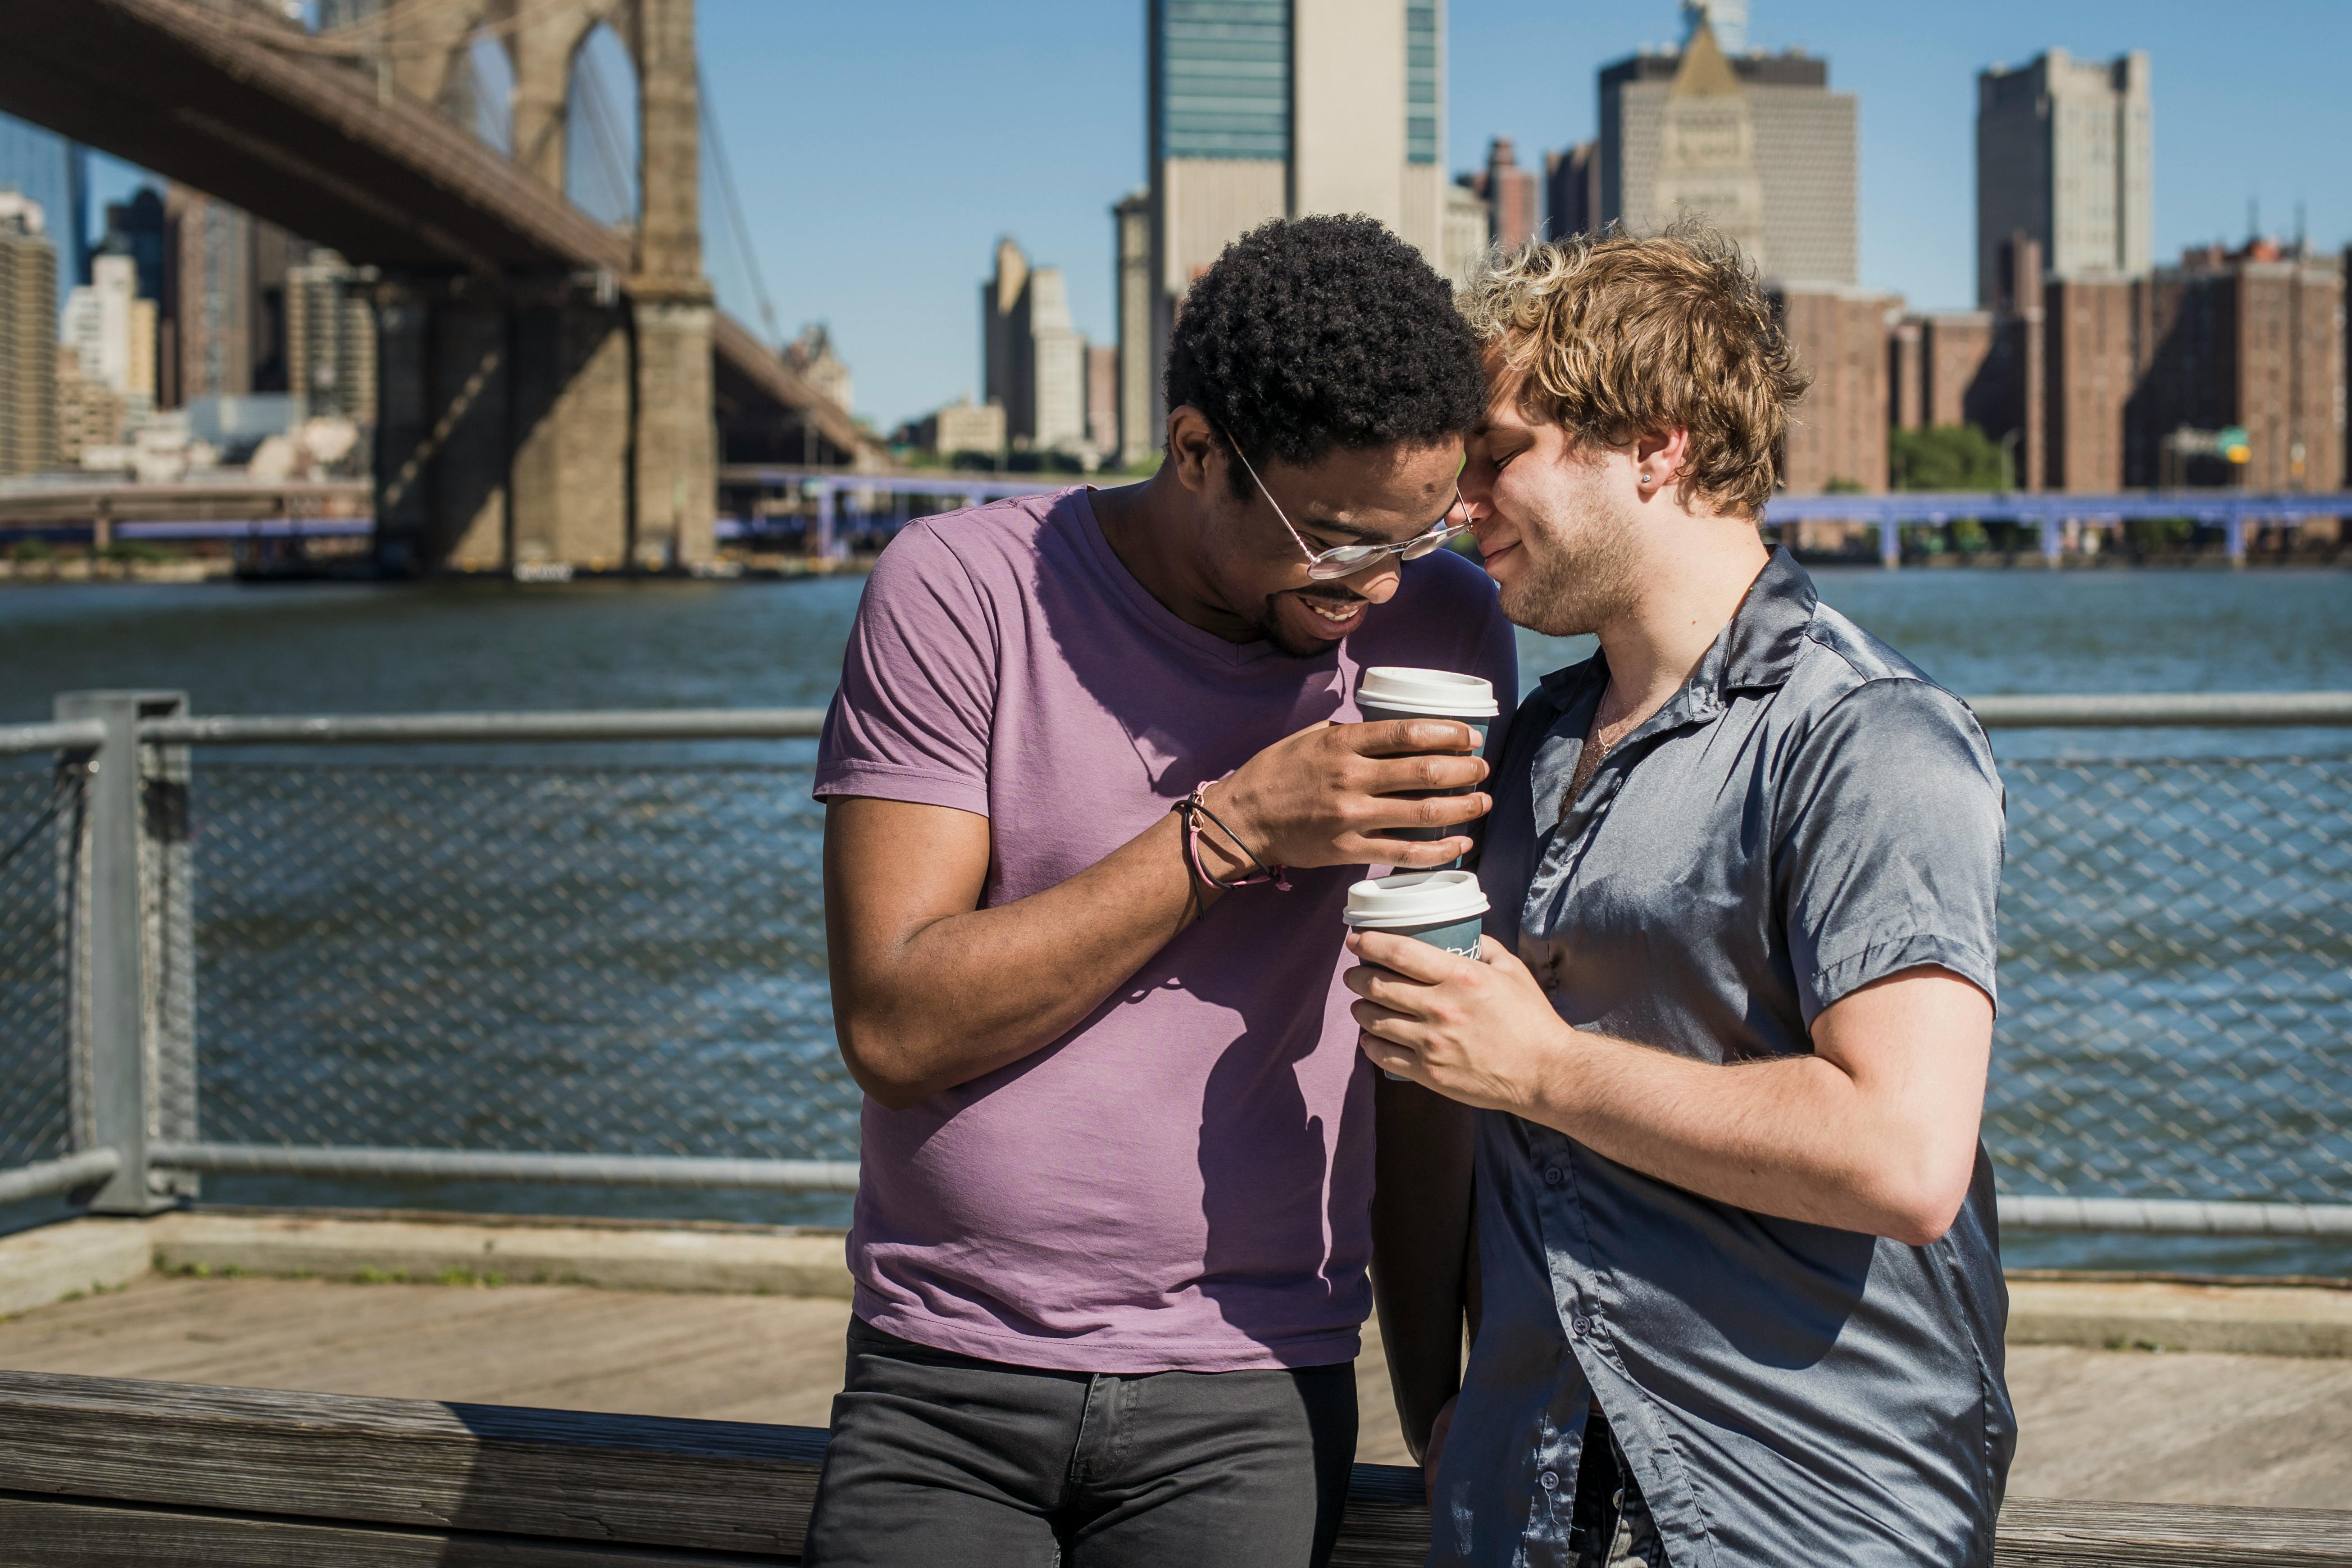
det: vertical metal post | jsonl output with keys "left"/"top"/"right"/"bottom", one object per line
{"left": 1878, "top": 518, "right": 1900, "bottom": 570}
{"left": 55, "top": 690, "right": 188, "bottom": 1215}
{"left": 146, "top": 715, "right": 199, "bottom": 1196}
{"left": 814, "top": 484, "right": 836, "bottom": 560}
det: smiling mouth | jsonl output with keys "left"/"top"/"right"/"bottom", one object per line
{"left": 1298, "top": 595, "right": 1365, "bottom": 629}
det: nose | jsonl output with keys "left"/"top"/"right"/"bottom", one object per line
{"left": 1457, "top": 459, "right": 1495, "bottom": 515}
{"left": 1456, "top": 473, "right": 1503, "bottom": 541}
{"left": 1336, "top": 556, "right": 1404, "bottom": 604}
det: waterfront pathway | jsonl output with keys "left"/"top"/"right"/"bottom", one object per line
{"left": 2, "top": 1273, "right": 2347, "bottom": 1508}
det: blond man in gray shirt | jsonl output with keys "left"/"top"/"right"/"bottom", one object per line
{"left": 1347, "top": 227, "right": 2012, "bottom": 1567}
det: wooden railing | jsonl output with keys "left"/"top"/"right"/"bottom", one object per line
{"left": 1, "top": 1372, "right": 2347, "bottom": 1565}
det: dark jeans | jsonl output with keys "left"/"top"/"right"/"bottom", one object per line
{"left": 1569, "top": 1412, "right": 1668, "bottom": 1568}
{"left": 800, "top": 1317, "right": 1358, "bottom": 1568}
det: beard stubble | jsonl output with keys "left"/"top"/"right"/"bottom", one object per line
{"left": 1500, "top": 472, "right": 1642, "bottom": 640}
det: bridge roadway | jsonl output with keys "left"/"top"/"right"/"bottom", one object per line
{"left": 0, "top": 0, "right": 866, "bottom": 574}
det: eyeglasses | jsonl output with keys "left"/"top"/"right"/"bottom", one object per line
{"left": 1226, "top": 439, "right": 1473, "bottom": 582}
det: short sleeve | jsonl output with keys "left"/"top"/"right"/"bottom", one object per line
{"left": 814, "top": 523, "right": 998, "bottom": 816}
{"left": 1774, "top": 678, "right": 2005, "bottom": 1026}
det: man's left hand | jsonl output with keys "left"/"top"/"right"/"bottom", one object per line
{"left": 1343, "top": 932, "right": 1574, "bottom": 1115}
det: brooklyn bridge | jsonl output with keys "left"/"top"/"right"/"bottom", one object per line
{"left": 0, "top": 0, "right": 865, "bottom": 574}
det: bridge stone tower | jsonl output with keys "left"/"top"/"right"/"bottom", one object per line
{"left": 360, "top": 0, "right": 715, "bottom": 574}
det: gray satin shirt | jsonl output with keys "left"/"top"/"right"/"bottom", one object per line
{"left": 1431, "top": 549, "right": 2015, "bottom": 1568}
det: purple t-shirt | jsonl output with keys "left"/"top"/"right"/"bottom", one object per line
{"left": 814, "top": 486, "right": 1517, "bottom": 1373}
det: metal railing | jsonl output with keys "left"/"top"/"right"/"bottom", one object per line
{"left": 2, "top": 690, "right": 2348, "bottom": 1246}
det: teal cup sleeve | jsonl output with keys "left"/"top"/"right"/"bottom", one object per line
{"left": 1357, "top": 701, "right": 1491, "bottom": 842}
{"left": 1350, "top": 912, "right": 1488, "bottom": 1078}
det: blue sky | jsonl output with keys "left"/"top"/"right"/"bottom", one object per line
{"left": 88, "top": 0, "right": 2352, "bottom": 431}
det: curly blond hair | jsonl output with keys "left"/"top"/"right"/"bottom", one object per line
{"left": 1457, "top": 224, "right": 1808, "bottom": 519}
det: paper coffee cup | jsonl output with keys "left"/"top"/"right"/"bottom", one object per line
{"left": 1342, "top": 869, "right": 1490, "bottom": 959}
{"left": 1345, "top": 871, "right": 1491, "bottom": 1079}
{"left": 1356, "top": 668, "right": 1500, "bottom": 841}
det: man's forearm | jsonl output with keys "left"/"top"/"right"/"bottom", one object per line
{"left": 832, "top": 809, "right": 1224, "bottom": 1107}
{"left": 1519, "top": 1033, "right": 1963, "bottom": 1244}
{"left": 1350, "top": 939, "right": 1995, "bottom": 1247}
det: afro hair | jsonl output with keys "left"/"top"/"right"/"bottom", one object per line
{"left": 1164, "top": 214, "right": 1487, "bottom": 494}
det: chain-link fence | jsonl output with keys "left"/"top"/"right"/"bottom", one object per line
{"left": 0, "top": 762, "right": 78, "bottom": 1176}
{"left": 187, "top": 764, "right": 856, "bottom": 1164}
{"left": 3, "top": 704, "right": 2349, "bottom": 1245}
{"left": 1991, "top": 756, "right": 2352, "bottom": 1206}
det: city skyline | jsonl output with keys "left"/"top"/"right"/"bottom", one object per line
{"left": 62, "top": 0, "right": 2352, "bottom": 432}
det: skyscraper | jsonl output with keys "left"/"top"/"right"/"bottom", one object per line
{"left": 1647, "top": 26, "right": 1767, "bottom": 268}
{"left": 1113, "top": 191, "right": 1156, "bottom": 465}
{"left": 98, "top": 189, "right": 166, "bottom": 305}
{"left": 982, "top": 237, "right": 1087, "bottom": 454}
{"left": 1975, "top": 50, "right": 2153, "bottom": 307}
{"left": 166, "top": 184, "right": 254, "bottom": 405}
{"left": 1441, "top": 181, "right": 1491, "bottom": 289}
{"left": 286, "top": 249, "right": 378, "bottom": 426}
{"left": 1086, "top": 343, "right": 1119, "bottom": 456}
{"left": 0, "top": 113, "right": 86, "bottom": 290}
{"left": 1457, "top": 137, "right": 1537, "bottom": 253}
{"left": 1139, "top": 0, "right": 1449, "bottom": 410}
{"left": 0, "top": 191, "right": 58, "bottom": 477}
{"left": 1544, "top": 141, "right": 1599, "bottom": 240}
{"left": 1596, "top": 9, "right": 1856, "bottom": 284}
{"left": 1679, "top": 0, "right": 1747, "bottom": 54}
{"left": 61, "top": 252, "right": 157, "bottom": 418}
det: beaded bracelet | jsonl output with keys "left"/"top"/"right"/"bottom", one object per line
{"left": 1174, "top": 781, "right": 1292, "bottom": 892}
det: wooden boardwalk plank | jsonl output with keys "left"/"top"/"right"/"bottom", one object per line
{"left": 2, "top": 1370, "right": 2348, "bottom": 1567}
{"left": 0, "top": 1370, "right": 826, "bottom": 1556}
{"left": 0, "top": 1496, "right": 783, "bottom": 1567}
{"left": 9, "top": 1276, "right": 2352, "bottom": 1505}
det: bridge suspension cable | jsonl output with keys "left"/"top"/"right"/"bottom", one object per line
{"left": 698, "top": 64, "right": 782, "bottom": 350}
{"left": 569, "top": 33, "right": 638, "bottom": 227}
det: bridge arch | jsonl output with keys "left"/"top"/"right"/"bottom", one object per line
{"left": 508, "top": 0, "right": 636, "bottom": 196}
{"left": 564, "top": 20, "right": 641, "bottom": 227}
{"left": 455, "top": 30, "right": 519, "bottom": 155}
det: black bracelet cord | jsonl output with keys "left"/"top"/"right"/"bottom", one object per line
{"left": 1190, "top": 799, "right": 1275, "bottom": 883}
{"left": 1171, "top": 786, "right": 1291, "bottom": 891}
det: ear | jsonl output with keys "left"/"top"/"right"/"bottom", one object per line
{"left": 1632, "top": 427, "right": 1693, "bottom": 497}
{"left": 1166, "top": 406, "right": 1222, "bottom": 498}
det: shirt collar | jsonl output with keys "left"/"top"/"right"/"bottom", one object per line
{"left": 1717, "top": 544, "right": 1818, "bottom": 695}
{"left": 1533, "top": 544, "right": 1817, "bottom": 726}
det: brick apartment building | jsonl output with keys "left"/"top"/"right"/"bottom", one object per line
{"left": 2135, "top": 242, "right": 2343, "bottom": 492}
{"left": 1775, "top": 285, "right": 1898, "bottom": 494}
{"left": 1884, "top": 233, "right": 2344, "bottom": 495}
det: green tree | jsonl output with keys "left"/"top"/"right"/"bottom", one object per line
{"left": 1889, "top": 424, "right": 2009, "bottom": 492}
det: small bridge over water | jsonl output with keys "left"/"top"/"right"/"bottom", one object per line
{"left": 0, "top": 0, "right": 867, "bottom": 575}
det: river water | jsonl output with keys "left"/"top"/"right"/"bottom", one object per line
{"left": 2, "top": 563, "right": 2348, "bottom": 1274}
{"left": 5, "top": 566, "right": 2352, "bottom": 732}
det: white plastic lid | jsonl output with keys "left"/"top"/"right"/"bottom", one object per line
{"left": 1342, "top": 869, "right": 1491, "bottom": 929}
{"left": 1357, "top": 666, "right": 1499, "bottom": 718}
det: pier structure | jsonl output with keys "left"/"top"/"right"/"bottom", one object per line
{"left": 0, "top": 1213, "right": 2349, "bottom": 1558}
{"left": 1764, "top": 490, "right": 2352, "bottom": 567}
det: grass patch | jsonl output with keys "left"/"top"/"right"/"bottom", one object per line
{"left": 436, "top": 1268, "right": 510, "bottom": 1288}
